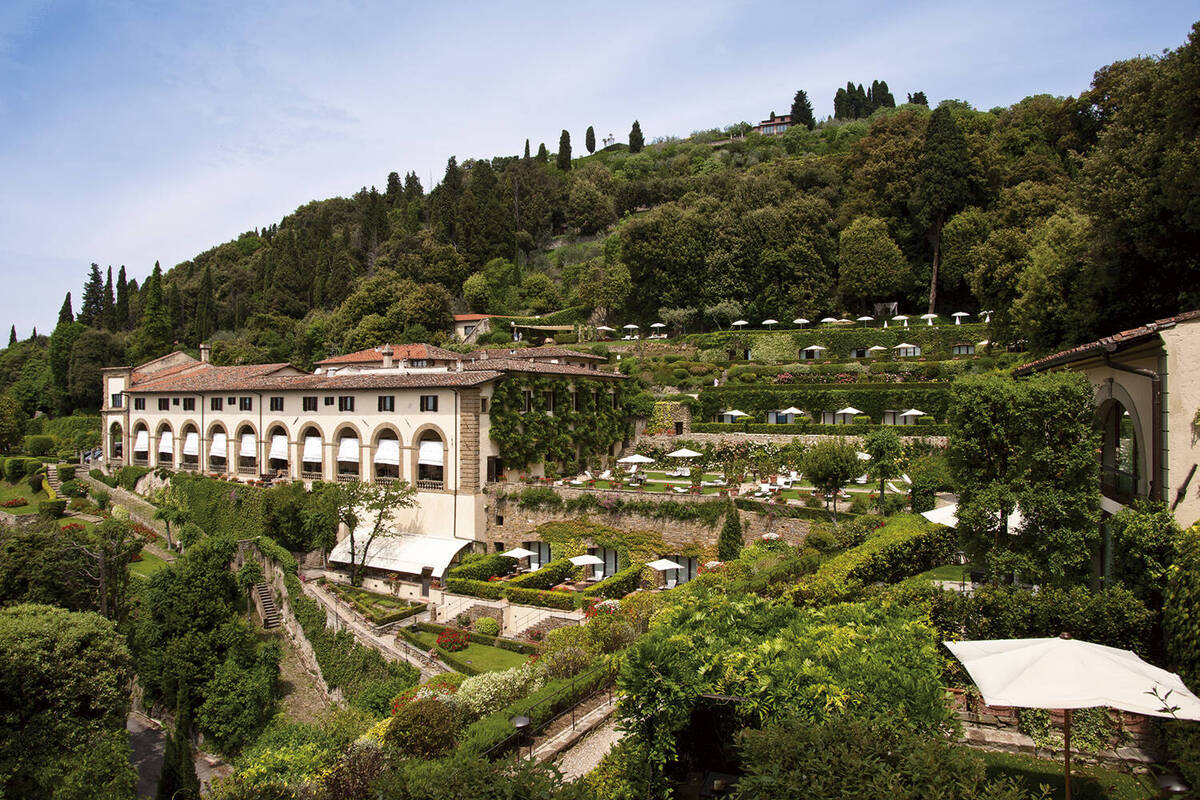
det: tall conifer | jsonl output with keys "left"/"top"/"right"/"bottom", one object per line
{"left": 102, "top": 266, "right": 115, "bottom": 330}
{"left": 7, "top": 326, "right": 14, "bottom": 347}
{"left": 115, "top": 266, "right": 129, "bottom": 330}
{"left": 557, "top": 130, "right": 572, "bottom": 170}
{"left": 917, "top": 105, "right": 973, "bottom": 312}
{"left": 79, "top": 263, "right": 104, "bottom": 326}
{"left": 628, "top": 120, "right": 644, "bottom": 153}
{"left": 789, "top": 90, "right": 816, "bottom": 130}
{"left": 585, "top": 126, "right": 596, "bottom": 153}
{"left": 523, "top": 139, "right": 531, "bottom": 160}
{"left": 58, "top": 293, "right": 74, "bottom": 324}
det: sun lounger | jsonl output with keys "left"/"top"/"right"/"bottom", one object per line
{"left": 598, "top": 470, "right": 613, "bottom": 481}
{"left": 887, "top": 482, "right": 905, "bottom": 494}
{"left": 672, "top": 486, "right": 688, "bottom": 494}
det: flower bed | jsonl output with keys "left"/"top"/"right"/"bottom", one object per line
{"left": 326, "top": 581, "right": 425, "bottom": 625}
{"left": 437, "top": 627, "right": 471, "bottom": 652}
{"left": 411, "top": 622, "right": 536, "bottom": 655}
{"left": 1, "top": 497, "right": 27, "bottom": 508}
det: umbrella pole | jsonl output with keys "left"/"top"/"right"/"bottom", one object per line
{"left": 1063, "top": 708, "right": 1072, "bottom": 800}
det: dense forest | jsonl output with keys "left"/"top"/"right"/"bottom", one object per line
{"left": 3, "top": 21, "right": 1198, "bottom": 419}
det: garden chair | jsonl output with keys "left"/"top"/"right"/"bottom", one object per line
{"left": 589, "top": 568, "right": 604, "bottom": 582}
{"left": 672, "top": 486, "right": 688, "bottom": 494}
{"left": 598, "top": 469, "right": 613, "bottom": 481}
{"left": 664, "top": 577, "right": 677, "bottom": 590}
{"left": 886, "top": 481, "right": 905, "bottom": 494}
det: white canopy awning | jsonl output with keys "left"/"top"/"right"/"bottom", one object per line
{"left": 569, "top": 554, "right": 604, "bottom": 566}
{"left": 157, "top": 430, "right": 173, "bottom": 454}
{"left": 417, "top": 438, "right": 443, "bottom": 467}
{"left": 182, "top": 431, "right": 200, "bottom": 457}
{"left": 899, "top": 408, "right": 926, "bottom": 418}
{"left": 647, "top": 558, "right": 685, "bottom": 572}
{"left": 502, "top": 547, "right": 537, "bottom": 559}
{"left": 133, "top": 429, "right": 149, "bottom": 453}
{"left": 835, "top": 407, "right": 863, "bottom": 416}
{"left": 617, "top": 454, "right": 654, "bottom": 464}
{"left": 209, "top": 431, "right": 227, "bottom": 459}
{"left": 239, "top": 433, "right": 256, "bottom": 458}
{"left": 328, "top": 532, "right": 471, "bottom": 579}
{"left": 302, "top": 435, "right": 322, "bottom": 463}
{"left": 269, "top": 434, "right": 289, "bottom": 461}
{"left": 667, "top": 448, "right": 701, "bottom": 458}
{"left": 337, "top": 436, "right": 360, "bottom": 462}
{"left": 374, "top": 437, "right": 401, "bottom": 466}
{"left": 920, "top": 502, "right": 1024, "bottom": 531}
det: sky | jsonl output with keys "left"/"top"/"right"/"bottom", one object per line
{"left": 0, "top": 0, "right": 1196, "bottom": 335}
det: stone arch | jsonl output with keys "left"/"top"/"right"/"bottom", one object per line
{"left": 131, "top": 421, "right": 151, "bottom": 465}
{"left": 411, "top": 423, "right": 448, "bottom": 490}
{"left": 1095, "top": 377, "right": 1150, "bottom": 499}
{"left": 372, "top": 425, "right": 403, "bottom": 482}
{"left": 265, "top": 423, "right": 291, "bottom": 474}
{"left": 333, "top": 422, "right": 364, "bottom": 480}
{"left": 178, "top": 421, "right": 201, "bottom": 469}
{"left": 298, "top": 424, "right": 325, "bottom": 478}
{"left": 206, "top": 422, "right": 229, "bottom": 472}
{"left": 154, "top": 421, "right": 175, "bottom": 468}
{"left": 235, "top": 422, "right": 259, "bottom": 475}
{"left": 108, "top": 421, "right": 123, "bottom": 461}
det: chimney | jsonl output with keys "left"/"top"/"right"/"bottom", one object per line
{"left": 455, "top": 359, "right": 463, "bottom": 372}
{"left": 381, "top": 345, "right": 394, "bottom": 369}
{"left": 199, "top": 343, "right": 211, "bottom": 363}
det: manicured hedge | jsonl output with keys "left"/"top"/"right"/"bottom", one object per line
{"left": 89, "top": 468, "right": 117, "bottom": 487}
{"left": 115, "top": 465, "right": 151, "bottom": 490}
{"left": 692, "top": 422, "right": 949, "bottom": 436}
{"left": 697, "top": 384, "right": 951, "bottom": 423}
{"left": 447, "top": 553, "right": 517, "bottom": 581}
{"left": 443, "top": 577, "right": 579, "bottom": 610}
{"left": 412, "top": 621, "right": 535, "bottom": 654}
{"left": 501, "top": 487, "right": 728, "bottom": 528}
{"left": 444, "top": 578, "right": 506, "bottom": 600}
{"left": 507, "top": 558, "right": 576, "bottom": 590}
{"left": 38, "top": 499, "right": 67, "bottom": 519}
{"left": 56, "top": 465, "right": 77, "bottom": 482}
{"left": 581, "top": 564, "right": 642, "bottom": 599}
{"left": 735, "top": 497, "right": 862, "bottom": 521}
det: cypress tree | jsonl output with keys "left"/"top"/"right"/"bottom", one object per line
{"left": 385, "top": 170, "right": 402, "bottom": 207}
{"left": 833, "top": 87, "right": 848, "bottom": 119}
{"left": 195, "top": 265, "right": 215, "bottom": 342}
{"left": 7, "top": 326, "right": 14, "bottom": 347}
{"left": 585, "top": 125, "right": 596, "bottom": 153}
{"left": 58, "top": 293, "right": 74, "bottom": 324}
{"left": 102, "top": 266, "right": 115, "bottom": 330}
{"left": 556, "top": 129, "right": 572, "bottom": 170}
{"left": 789, "top": 89, "right": 816, "bottom": 130}
{"left": 403, "top": 171, "right": 423, "bottom": 202}
{"left": 536, "top": 142, "right": 548, "bottom": 163}
{"left": 917, "top": 105, "right": 973, "bottom": 313}
{"left": 524, "top": 139, "right": 531, "bottom": 160}
{"left": 79, "top": 263, "right": 104, "bottom": 326}
{"left": 718, "top": 503, "right": 743, "bottom": 561}
{"left": 30, "top": 327, "right": 37, "bottom": 339}
{"left": 115, "top": 266, "right": 129, "bottom": 330}
{"left": 628, "top": 120, "right": 644, "bottom": 153}
{"left": 157, "top": 683, "right": 200, "bottom": 800}
{"left": 132, "top": 263, "right": 172, "bottom": 359}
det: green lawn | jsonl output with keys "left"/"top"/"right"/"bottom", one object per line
{"left": 913, "top": 563, "right": 974, "bottom": 582}
{"left": 409, "top": 630, "right": 529, "bottom": 673}
{"left": 0, "top": 480, "right": 48, "bottom": 515}
{"left": 978, "top": 749, "right": 1154, "bottom": 799}
{"left": 131, "top": 549, "right": 170, "bottom": 578}
{"left": 326, "top": 582, "right": 419, "bottom": 624}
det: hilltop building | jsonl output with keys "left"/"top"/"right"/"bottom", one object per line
{"left": 754, "top": 112, "right": 792, "bottom": 136}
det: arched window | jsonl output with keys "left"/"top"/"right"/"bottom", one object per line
{"left": 237, "top": 425, "right": 257, "bottom": 475}
{"left": 208, "top": 426, "right": 228, "bottom": 473}
{"left": 132, "top": 424, "right": 150, "bottom": 465}
{"left": 416, "top": 430, "right": 445, "bottom": 489}
{"left": 300, "top": 427, "right": 323, "bottom": 479}
{"left": 336, "top": 430, "right": 361, "bottom": 481}
{"left": 1100, "top": 401, "right": 1139, "bottom": 499}
{"left": 373, "top": 430, "right": 401, "bottom": 483}
{"left": 267, "top": 426, "right": 290, "bottom": 476}
{"left": 180, "top": 425, "right": 200, "bottom": 469}
{"left": 109, "top": 422, "right": 123, "bottom": 462}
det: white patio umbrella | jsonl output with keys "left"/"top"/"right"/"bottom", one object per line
{"left": 793, "top": 318, "right": 809, "bottom": 326}
{"left": 978, "top": 339, "right": 990, "bottom": 348}
{"left": 920, "top": 312, "right": 938, "bottom": 326}
{"left": 802, "top": 344, "right": 826, "bottom": 352}
{"left": 777, "top": 406, "right": 803, "bottom": 416}
{"left": 898, "top": 408, "right": 926, "bottom": 418}
{"left": 723, "top": 409, "right": 749, "bottom": 418}
{"left": 649, "top": 322, "right": 666, "bottom": 329}
{"left": 569, "top": 554, "right": 604, "bottom": 566}
{"left": 952, "top": 311, "right": 970, "bottom": 325}
{"left": 945, "top": 636, "right": 1200, "bottom": 800}
{"left": 623, "top": 323, "right": 639, "bottom": 329}
{"left": 981, "top": 310, "right": 994, "bottom": 322}
{"left": 835, "top": 406, "right": 863, "bottom": 416}
{"left": 596, "top": 325, "right": 615, "bottom": 332}
{"left": 617, "top": 453, "right": 655, "bottom": 464}
{"left": 820, "top": 316, "right": 839, "bottom": 323}
{"left": 667, "top": 448, "right": 702, "bottom": 459}
{"left": 892, "top": 314, "right": 909, "bottom": 327}
{"left": 856, "top": 315, "right": 874, "bottom": 322}
{"left": 646, "top": 558, "right": 686, "bottom": 572}
{"left": 731, "top": 319, "right": 749, "bottom": 328}
{"left": 894, "top": 342, "right": 917, "bottom": 350}
{"left": 866, "top": 345, "right": 886, "bottom": 352}
{"left": 762, "top": 319, "right": 778, "bottom": 329}
{"left": 502, "top": 547, "right": 538, "bottom": 559}
{"left": 833, "top": 318, "right": 854, "bottom": 325}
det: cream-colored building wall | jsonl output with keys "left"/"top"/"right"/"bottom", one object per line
{"left": 1160, "top": 321, "right": 1200, "bottom": 527}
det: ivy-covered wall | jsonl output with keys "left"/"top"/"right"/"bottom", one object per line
{"left": 489, "top": 375, "right": 640, "bottom": 469}
{"left": 684, "top": 323, "right": 989, "bottom": 363}
{"left": 697, "top": 384, "right": 952, "bottom": 421}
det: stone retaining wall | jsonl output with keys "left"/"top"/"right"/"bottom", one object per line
{"left": 76, "top": 472, "right": 169, "bottom": 539}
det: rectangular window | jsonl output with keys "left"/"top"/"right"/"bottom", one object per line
{"left": 228, "top": 397, "right": 236, "bottom": 405}
{"left": 570, "top": 392, "right": 579, "bottom": 411}
{"left": 378, "top": 395, "right": 395, "bottom": 412}
{"left": 420, "top": 395, "right": 438, "bottom": 412}
{"left": 158, "top": 398, "right": 169, "bottom": 411}
{"left": 543, "top": 391, "right": 555, "bottom": 413}
{"left": 338, "top": 396, "right": 355, "bottom": 412}
{"left": 172, "top": 397, "right": 180, "bottom": 406}
{"left": 410, "top": 359, "right": 429, "bottom": 368}
{"left": 269, "top": 397, "right": 284, "bottom": 412}
{"left": 302, "top": 396, "right": 317, "bottom": 412}
{"left": 239, "top": 397, "right": 253, "bottom": 411}
{"left": 324, "top": 396, "right": 335, "bottom": 406}
{"left": 479, "top": 397, "right": 489, "bottom": 414}
{"left": 182, "top": 398, "right": 195, "bottom": 411}
{"left": 522, "top": 391, "right": 533, "bottom": 413}
{"left": 210, "top": 397, "right": 223, "bottom": 411}
{"left": 110, "top": 394, "right": 123, "bottom": 408}
{"left": 134, "top": 397, "right": 146, "bottom": 410}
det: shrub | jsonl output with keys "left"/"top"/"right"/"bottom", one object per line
{"left": 383, "top": 697, "right": 463, "bottom": 758}
{"left": 455, "top": 664, "right": 545, "bottom": 719}
{"left": 56, "top": 464, "right": 77, "bottom": 482}
{"left": 508, "top": 558, "right": 575, "bottom": 590}
{"left": 448, "top": 553, "right": 516, "bottom": 581}
{"left": 506, "top": 586, "right": 576, "bottom": 610}
{"left": 473, "top": 617, "right": 500, "bottom": 636}
{"left": 3, "top": 458, "right": 27, "bottom": 482}
{"left": 59, "top": 479, "right": 86, "bottom": 498}
{"left": 92, "top": 489, "right": 110, "bottom": 510}
{"left": 581, "top": 565, "right": 642, "bottom": 599}
{"left": 115, "top": 465, "right": 151, "bottom": 491}
{"left": 805, "top": 527, "right": 838, "bottom": 553}
{"left": 23, "top": 434, "right": 54, "bottom": 456}
{"left": 38, "top": 499, "right": 67, "bottom": 519}
{"left": 26, "top": 471, "right": 43, "bottom": 494}
{"left": 437, "top": 628, "right": 471, "bottom": 652}
{"left": 718, "top": 503, "right": 743, "bottom": 561}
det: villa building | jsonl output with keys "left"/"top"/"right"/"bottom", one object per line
{"left": 753, "top": 112, "right": 792, "bottom": 136}
{"left": 1015, "top": 310, "right": 1200, "bottom": 529}
{"left": 100, "top": 343, "right": 626, "bottom": 556}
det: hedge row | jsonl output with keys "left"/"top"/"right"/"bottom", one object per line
{"left": 411, "top": 621, "right": 536, "bottom": 654}
{"left": 394, "top": 625, "right": 485, "bottom": 676}
{"left": 691, "top": 422, "right": 949, "bottom": 436}
{"left": 443, "top": 577, "right": 578, "bottom": 611}
{"left": 696, "top": 384, "right": 952, "bottom": 421}
{"left": 581, "top": 564, "right": 642, "bottom": 599}
{"left": 735, "top": 497, "right": 863, "bottom": 522}
{"left": 86, "top": 465, "right": 152, "bottom": 491}
{"left": 3, "top": 457, "right": 44, "bottom": 484}
{"left": 500, "top": 486, "right": 729, "bottom": 528}
{"left": 507, "top": 558, "right": 576, "bottom": 590}
{"left": 447, "top": 553, "right": 518, "bottom": 581}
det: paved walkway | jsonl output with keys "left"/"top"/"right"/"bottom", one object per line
{"left": 126, "top": 712, "right": 164, "bottom": 799}
{"left": 531, "top": 693, "right": 618, "bottom": 763}
{"left": 555, "top": 716, "right": 623, "bottom": 781}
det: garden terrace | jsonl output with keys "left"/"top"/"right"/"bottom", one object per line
{"left": 695, "top": 383, "right": 952, "bottom": 424}
{"left": 323, "top": 581, "right": 426, "bottom": 626}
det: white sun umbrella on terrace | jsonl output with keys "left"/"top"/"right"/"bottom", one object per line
{"left": 762, "top": 319, "right": 778, "bottom": 329}
{"left": 921, "top": 312, "right": 938, "bottom": 326}
{"left": 731, "top": 319, "right": 749, "bottom": 328}
{"left": 623, "top": 323, "right": 639, "bottom": 330}
{"left": 894, "top": 342, "right": 917, "bottom": 351}
{"left": 820, "top": 316, "right": 839, "bottom": 323}
{"left": 667, "top": 448, "right": 702, "bottom": 459}
{"left": 617, "top": 453, "right": 655, "bottom": 464}
{"left": 952, "top": 312, "right": 970, "bottom": 325}
{"left": 802, "top": 344, "right": 826, "bottom": 352}
{"left": 899, "top": 408, "right": 926, "bottom": 419}
{"left": 892, "top": 314, "right": 909, "bottom": 327}
{"left": 867, "top": 345, "right": 887, "bottom": 353}
{"left": 647, "top": 558, "right": 686, "bottom": 572}
{"left": 945, "top": 636, "right": 1200, "bottom": 800}
{"left": 834, "top": 407, "right": 863, "bottom": 419}
{"left": 833, "top": 318, "right": 854, "bottom": 325}
{"left": 596, "top": 325, "right": 615, "bottom": 332}
{"left": 777, "top": 406, "right": 803, "bottom": 416}
{"left": 978, "top": 340, "right": 990, "bottom": 348}
{"left": 650, "top": 322, "right": 665, "bottom": 329}
{"left": 856, "top": 315, "right": 874, "bottom": 322}
{"left": 569, "top": 554, "right": 604, "bottom": 566}
{"left": 502, "top": 547, "right": 538, "bottom": 559}
{"left": 793, "top": 318, "right": 809, "bottom": 326}
{"left": 981, "top": 310, "right": 994, "bottom": 322}
{"left": 723, "top": 409, "right": 749, "bottom": 418}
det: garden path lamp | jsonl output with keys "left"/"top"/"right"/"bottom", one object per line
{"left": 510, "top": 714, "right": 531, "bottom": 763}
{"left": 945, "top": 635, "right": 1200, "bottom": 800}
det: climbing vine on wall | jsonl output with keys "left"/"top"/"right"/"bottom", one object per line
{"left": 489, "top": 376, "right": 637, "bottom": 469}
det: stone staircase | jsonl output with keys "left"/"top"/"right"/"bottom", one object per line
{"left": 44, "top": 464, "right": 64, "bottom": 495}
{"left": 255, "top": 583, "right": 281, "bottom": 629}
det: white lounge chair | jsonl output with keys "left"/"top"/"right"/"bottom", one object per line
{"left": 664, "top": 577, "right": 677, "bottom": 590}
{"left": 887, "top": 482, "right": 905, "bottom": 494}
{"left": 855, "top": 474, "right": 868, "bottom": 484}
{"left": 589, "top": 568, "right": 604, "bottom": 582}
{"left": 672, "top": 486, "right": 688, "bottom": 494}
{"left": 598, "top": 470, "right": 613, "bottom": 481}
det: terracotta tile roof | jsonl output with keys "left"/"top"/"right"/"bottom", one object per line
{"left": 454, "top": 314, "right": 502, "bottom": 322}
{"left": 129, "top": 364, "right": 501, "bottom": 393}
{"left": 462, "top": 358, "right": 623, "bottom": 378}
{"left": 468, "top": 346, "right": 606, "bottom": 362}
{"left": 130, "top": 363, "right": 301, "bottom": 392}
{"left": 314, "top": 343, "right": 460, "bottom": 366}
{"left": 1014, "top": 309, "right": 1200, "bottom": 375}
{"left": 130, "top": 360, "right": 202, "bottom": 387}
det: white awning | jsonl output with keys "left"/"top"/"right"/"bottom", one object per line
{"left": 182, "top": 431, "right": 200, "bottom": 457}
{"left": 417, "top": 438, "right": 443, "bottom": 467}
{"left": 647, "top": 558, "right": 685, "bottom": 572}
{"left": 157, "top": 430, "right": 173, "bottom": 454}
{"left": 269, "top": 434, "right": 288, "bottom": 461}
{"left": 240, "top": 433, "right": 256, "bottom": 458}
{"left": 327, "top": 532, "right": 471, "bottom": 579}
{"left": 337, "top": 436, "right": 360, "bottom": 462}
{"left": 374, "top": 437, "right": 401, "bottom": 466}
{"left": 302, "top": 435, "right": 322, "bottom": 463}
{"left": 835, "top": 407, "right": 863, "bottom": 416}
{"left": 209, "top": 431, "right": 227, "bottom": 459}
{"left": 134, "top": 429, "right": 149, "bottom": 453}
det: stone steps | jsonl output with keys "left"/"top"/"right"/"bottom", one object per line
{"left": 255, "top": 582, "right": 280, "bottom": 629}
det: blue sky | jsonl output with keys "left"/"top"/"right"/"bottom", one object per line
{"left": 0, "top": 0, "right": 1196, "bottom": 335}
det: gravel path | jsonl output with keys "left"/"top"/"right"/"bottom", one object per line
{"left": 555, "top": 717, "right": 622, "bottom": 781}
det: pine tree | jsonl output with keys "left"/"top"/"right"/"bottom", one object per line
{"left": 115, "top": 266, "right": 129, "bottom": 330}
{"left": 557, "top": 130, "right": 572, "bottom": 170}
{"left": 102, "top": 266, "right": 115, "bottom": 330}
{"left": 718, "top": 503, "right": 743, "bottom": 561}
{"left": 536, "top": 142, "right": 548, "bottom": 163}
{"left": 79, "top": 263, "right": 104, "bottom": 326}
{"left": 385, "top": 171, "right": 402, "bottom": 207}
{"left": 58, "top": 293, "right": 74, "bottom": 324}
{"left": 790, "top": 89, "right": 816, "bottom": 130}
{"left": 908, "top": 91, "right": 929, "bottom": 106}
{"left": 917, "top": 105, "right": 973, "bottom": 313}
{"left": 157, "top": 683, "right": 200, "bottom": 800}
{"left": 403, "top": 171, "right": 423, "bottom": 202}
{"left": 628, "top": 120, "right": 644, "bottom": 153}
{"left": 523, "top": 139, "right": 531, "bottom": 160}
{"left": 30, "top": 327, "right": 37, "bottom": 339}
{"left": 7, "top": 326, "right": 14, "bottom": 347}
{"left": 131, "top": 262, "right": 172, "bottom": 360}
{"left": 874, "top": 79, "right": 895, "bottom": 108}
{"left": 833, "top": 87, "right": 849, "bottom": 119}
{"left": 585, "top": 125, "right": 596, "bottom": 153}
